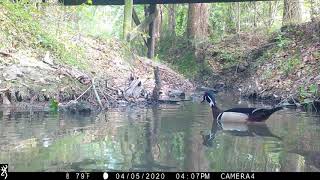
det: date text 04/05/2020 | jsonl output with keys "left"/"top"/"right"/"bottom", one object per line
{"left": 115, "top": 173, "right": 166, "bottom": 180}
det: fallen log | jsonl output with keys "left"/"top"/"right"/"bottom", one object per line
{"left": 92, "top": 78, "right": 104, "bottom": 110}
{"left": 125, "top": 78, "right": 143, "bottom": 99}
{"left": 158, "top": 99, "right": 180, "bottom": 104}
{"left": 58, "top": 66, "right": 92, "bottom": 85}
{"left": 0, "top": 88, "right": 11, "bottom": 105}
{"left": 0, "top": 51, "right": 12, "bottom": 57}
{"left": 0, "top": 87, "right": 10, "bottom": 92}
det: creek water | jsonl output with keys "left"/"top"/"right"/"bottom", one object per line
{"left": 0, "top": 93, "right": 320, "bottom": 172}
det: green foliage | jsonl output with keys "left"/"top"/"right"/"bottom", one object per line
{"left": 175, "top": 5, "right": 188, "bottom": 37}
{"left": 36, "top": 33, "right": 87, "bottom": 69}
{"left": 87, "top": 0, "right": 93, "bottom": 5}
{"left": 49, "top": 98, "right": 59, "bottom": 112}
{"left": 209, "top": 4, "right": 233, "bottom": 41}
{"left": 1, "top": 0, "right": 41, "bottom": 46}
{"left": 74, "top": 5, "right": 123, "bottom": 39}
{"left": 309, "top": 84, "right": 318, "bottom": 96}
{"left": 299, "top": 86, "right": 309, "bottom": 99}
{"left": 174, "top": 51, "right": 199, "bottom": 78}
{"left": 280, "top": 55, "right": 301, "bottom": 76}
{"left": 299, "top": 83, "right": 318, "bottom": 99}
{"left": 1, "top": 1, "right": 87, "bottom": 69}
{"left": 219, "top": 51, "right": 235, "bottom": 63}
{"left": 275, "top": 33, "right": 291, "bottom": 49}
{"left": 217, "top": 50, "right": 239, "bottom": 68}
{"left": 158, "top": 36, "right": 206, "bottom": 78}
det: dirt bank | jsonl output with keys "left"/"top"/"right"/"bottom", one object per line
{"left": 0, "top": 36, "right": 195, "bottom": 112}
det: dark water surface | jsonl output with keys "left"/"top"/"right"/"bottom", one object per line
{"left": 1, "top": 93, "right": 320, "bottom": 172}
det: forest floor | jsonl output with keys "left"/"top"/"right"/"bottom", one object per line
{"left": 200, "top": 20, "right": 320, "bottom": 106}
{"left": 0, "top": 4, "right": 194, "bottom": 112}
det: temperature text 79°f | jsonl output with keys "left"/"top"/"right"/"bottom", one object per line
{"left": 65, "top": 172, "right": 90, "bottom": 180}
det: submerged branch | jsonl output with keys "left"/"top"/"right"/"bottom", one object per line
{"left": 92, "top": 78, "right": 104, "bottom": 110}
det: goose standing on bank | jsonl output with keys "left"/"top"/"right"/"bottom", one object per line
{"left": 201, "top": 92, "right": 283, "bottom": 123}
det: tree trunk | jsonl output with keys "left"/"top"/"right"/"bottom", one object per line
{"left": 154, "top": 5, "right": 162, "bottom": 46}
{"left": 144, "top": 5, "right": 149, "bottom": 17}
{"left": 187, "top": 3, "right": 209, "bottom": 43}
{"left": 147, "top": 4, "right": 158, "bottom": 59}
{"left": 283, "top": 0, "right": 302, "bottom": 26}
{"left": 168, "top": 4, "right": 176, "bottom": 36}
{"left": 253, "top": 1, "right": 257, "bottom": 28}
{"left": 268, "top": 1, "right": 280, "bottom": 27}
{"left": 236, "top": 2, "right": 241, "bottom": 34}
{"left": 268, "top": 1, "right": 273, "bottom": 26}
{"left": 187, "top": 3, "right": 209, "bottom": 78}
{"left": 123, "top": 0, "right": 133, "bottom": 41}
{"left": 310, "top": 0, "right": 320, "bottom": 21}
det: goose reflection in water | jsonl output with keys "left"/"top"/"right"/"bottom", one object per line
{"left": 202, "top": 118, "right": 282, "bottom": 147}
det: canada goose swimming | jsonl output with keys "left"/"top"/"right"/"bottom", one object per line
{"left": 202, "top": 92, "right": 283, "bottom": 123}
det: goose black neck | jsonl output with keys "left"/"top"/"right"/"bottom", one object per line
{"left": 211, "top": 105, "right": 222, "bottom": 120}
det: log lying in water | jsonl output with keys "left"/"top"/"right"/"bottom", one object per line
{"left": 168, "top": 90, "right": 186, "bottom": 99}
{"left": 59, "top": 101, "right": 93, "bottom": 114}
{"left": 158, "top": 99, "right": 180, "bottom": 104}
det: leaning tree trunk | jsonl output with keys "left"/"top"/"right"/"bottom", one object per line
{"left": 168, "top": 4, "right": 176, "bottom": 36}
{"left": 187, "top": 3, "right": 209, "bottom": 43}
{"left": 283, "top": 0, "right": 302, "bottom": 26}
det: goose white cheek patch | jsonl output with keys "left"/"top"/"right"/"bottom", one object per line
{"left": 207, "top": 96, "right": 215, "bottom": 107}
{"left": 210, "top": 101, "right": 215, "bottom": 107}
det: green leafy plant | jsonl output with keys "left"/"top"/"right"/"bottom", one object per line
{"left": 299, "top": 86, "right": 309, "bottom": 99}
{"left": 219, "top": 51, "right": 235, "bottom": 62}
{"left": 217, "top": 51, "right": 239, "bottom": 68}
{"left": 275, "top": 33, "right": 291, "bottom": 49}
{"left": 309, "top": 84, "right": 318, "bottom": 96}
{"left": 175, "top": 5, "right": 188, "bottom": 37}
{"left": 280, "top": 55, "right": 300, "bottom": 76}
{"left": 299, "top": 83, "right": 319, "bottom": 99}
{"left": 49, "top": 98, "right": 59, "bottom": 112}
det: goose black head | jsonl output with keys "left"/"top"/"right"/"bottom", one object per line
{"left": 202, "top": 92, "right": 216, "bottom": 108}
